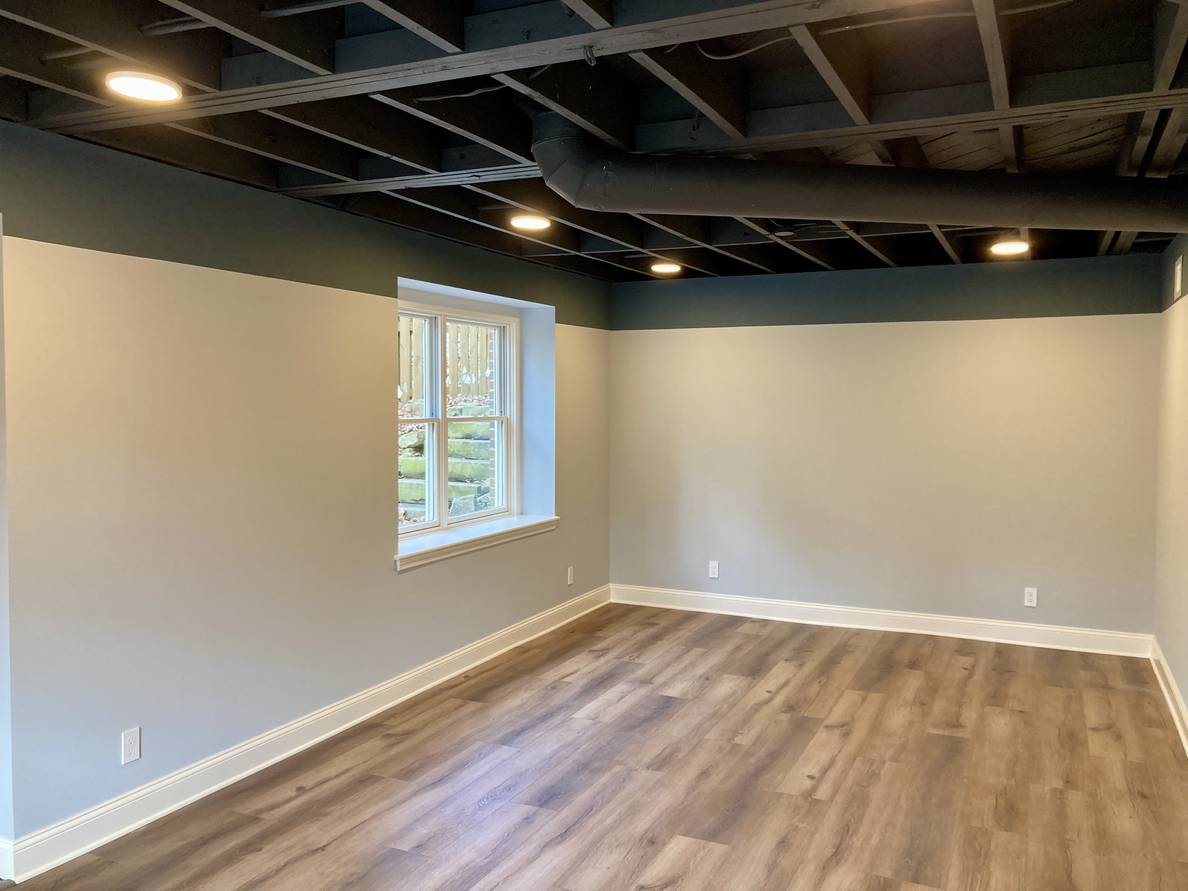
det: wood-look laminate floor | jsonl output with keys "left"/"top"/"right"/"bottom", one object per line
{"left": 20, "top": 604, "right": 1188, "bottom": 890}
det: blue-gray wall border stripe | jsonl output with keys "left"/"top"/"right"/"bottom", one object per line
{"left": 609, "top": 254, "right": 1163, "bottom": 330}
{"left": 0, "top": 122, "right": 611, "bottom": 330}
{"left": 3, "top": 122, "right": 1173, "bottom": 333}
{"left": 1164, "top": 235, "right": 1187, "bottom": 311}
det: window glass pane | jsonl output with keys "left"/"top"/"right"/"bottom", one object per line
{"left": 399, "top": 422, "right": 435, "bottom": 528}
{"left": 398, "top": 314, "right": 432, "bottom": 418}
{"left": 447, "top": 419, "right": 502, "bottom": 518}
{"left": 445, "top": 319, "right": 499, "bottom": 418}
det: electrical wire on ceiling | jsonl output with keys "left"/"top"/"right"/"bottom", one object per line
{"left": 415, "top": 83, "right": 507, "bottom": 102}
{"left": 691, "top": 0, "right": 1076, "bottom": 59}
{"left": 413, "top": 64, "right": 552, "bottom": 103}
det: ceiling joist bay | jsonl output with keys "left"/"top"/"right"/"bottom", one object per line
{"left": 0, "top": 0, "right": 1180, "bottom": 280}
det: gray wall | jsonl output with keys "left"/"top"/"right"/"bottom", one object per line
{"left": 610, "top": 314, "right": 1160, "bottom": 632}
{"left": 1, "top": 238, "right": 609, "bottom": 835}
{"left": 0, "top": 226, "right": 12, "bottom": 843}
{"left": 1156, "top": 236, "right": 1188, "bottom": 691}
{"left": 0, "top": 122, "right": 610, "bottom": 330}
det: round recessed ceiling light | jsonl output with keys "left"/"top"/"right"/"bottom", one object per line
{"left": 990, "top": 238, "right": 1030, "bottom": 257}
{"left": 650, "top": 261, "right": 682, "bottom": 275}
{"left": 105, "top": 70, "right": 183, "bottom": 103}
{"left": 509, "top": 213, "right": 551, "bottom": 232}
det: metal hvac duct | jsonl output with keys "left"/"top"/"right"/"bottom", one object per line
{"left": 530, "top": 113, "right": 1188, "bottom": 234}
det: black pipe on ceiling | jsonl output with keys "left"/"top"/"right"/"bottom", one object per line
{"left": 530, "top": 113, "right": 1188, "bottom": 234}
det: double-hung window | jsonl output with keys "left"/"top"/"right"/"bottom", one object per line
{"left": 398, "top": 303, "right": 517, "bottom": 536}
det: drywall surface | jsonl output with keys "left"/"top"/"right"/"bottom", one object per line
{"left": 611, "top": 253, "right": 1162, "bottom": 329}
{"left": 0, "top": 224, "right": 12, "bottom": 843}
{"left": 0, "top": 122, "right": 610, "bottom": 329}
{"left": 610, "top": 314, "right": 1160, "bottom": 632}
{"left": 1, "top": 237, "right": 609, "bottom": 835}
{"left": 1156, "top": 235, "right": 1188, "bottom": 689}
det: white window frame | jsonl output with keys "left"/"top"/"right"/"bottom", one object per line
{"left": 398, "top": 300, "right": 519, "bottom": 540}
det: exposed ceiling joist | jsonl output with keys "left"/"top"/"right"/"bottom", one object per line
{"left": 281, "top": 164, "right": 541, "bottom": 196}
{"left": 0, "top": 0, "right": 226, "bottom": 89}
{"left": 971, "top": 0, "right": 1022, "bottom": 173}
{"left": 276, "top": 96, "right": 440, "bottom": 171}
{"left": 636, "top": 79, "right": 1188, "bottom": 155}
{"left": 833, "top": 220, "right": 897, "bottom": 266}
{"left": 1103, "top": 0, "right": 1188, "bottom": 252}
{"left": 632, "top": 215, "right": 784, "bottom": 273}
{"left": 356, "top": 0, "right": 467, "bottom": 53}
{"left": 29, "top": 0, "right": 940, "bottom": 133}
{"left": 556, "top": 1, "right": 823, "bottom": 267}
{"left": 631, "top": 45, "right": 749, "bottom": 142}
{"left": 0, "top": 0, "right": 1178, "bottom": 281}
{"left": 496, "top": 64, "right": 635, "bottom": 150}
{"left": 0, "top": 0, "right": 454, "bottom": 178}
{"left": 157, "top": 0, "right": 336, "bottom": 74}
{"left": 928, "top": 224, "right": 964, "bottom": 264}
{"left": 372, "top": 87, "right": 531, "bottom": 163}
{"left": 790, "top": 21, "right": 957, "bottom": 262}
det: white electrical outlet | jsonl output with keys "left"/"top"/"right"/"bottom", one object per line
{"left": 708, "top": 561, "right": 719, "bottom": 579}
{"left": 1023, "top": 587, "right": 1038, "bottom": 608}
{"left": 567, "top": 565, "right": 574, "bottom": 586}
{"left": 121, "top": 727, "right": 141, "bottom": 765}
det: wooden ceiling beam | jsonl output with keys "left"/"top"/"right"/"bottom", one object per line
{"left": 790, "top": 24, "right": 957, "bottom": 263}
{"left": 971, "top": 0, "right": 1021, "bottom": 173}
{"left": 928, "top": 224, "right": 963, "bottom": 264}
{"left": 1103, "top": 1, "right": 1188, "bottom": 252}
{"left": 343, "top": 191, "right": 634, "bottom": 281}
{"left": 631, "top": 45, "right": 749, "bottom": 141}
{"left": 156, "top": 0, "right": 337, "bottom": 74}
{"left": 281, "top": 165, "right": 540, "bottom": 197}
{"left": 732, "top": 218, "right": 835, "bottom": 270}
{"left": 472, "top": 180, "right": 733, "bottom": 277}
{"left": 557, "top": 0, "right": 793, "bottom": 268}
{"left": 371, "top": 87, "right": 531, "bottom": 163}
{"left": 629, "top": 70, "right": 1184, "bottom": 155}
{"left": 357, "top": 1, "right": 636, "bottom": 150}
{"left": 81, "top": 125, "right": 280, "bottom": 189}
{"left": 388, "top": 186, "right": 656, "bottom": 278}
{"left": 495, "top": 63, "right": 635, "bottom": 150}
{"left": 0, "top": 17, "right": 622, "bottom": 279}
{"left": 31, "top": 0, "right": 940, "bottom": 133}
{"left": 791, "top": 23, "right": 872, "bottom": 126}
{"left": 0, "top": 26, "right": 369, "bottom": 185}
{"left": 358, "top": 3, "right": 733, "bottom": 274}
{"left": 0, "top": 24, "right": 100, "bottom": 102}
{"left": 179, "top": 112, "right": 362, "bottom": 180}
{"left": 833, "top": 220, "right": 897, "bottom": 266}
{"left": 0, "top": 0, "right": 227, "bottom": 90}
{"left": 276, "top": 96, "right": 440, "bottom": 172}
{"left": 634, "top": 214, "right": 780, "bottom": 273}
{"left": 356, "top": 1, "right": 467, "bottom": 53}
{"left": 0, "top": 0, "right": 451, "bottom": 177}
{"left": 561, "top": 0, "right": 613, "bottom": 28}
{"left": 345, "top": 191, "right": 521, "bottom": 254}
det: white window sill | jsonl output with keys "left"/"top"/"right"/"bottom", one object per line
{"left": 396, "top": 514, "right": 559, "bottom": 571}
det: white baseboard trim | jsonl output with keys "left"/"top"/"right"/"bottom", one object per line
{"left": 1152, "top": 638, "right": 1188, "bottom": 759}
{"left": 0, "top": 840, "right": 13, "bottom": 881}
{"left": 6, "top": 584, "right": 611, "bottom": 884}
{"left": 610, "top": 584, "right": 1153, "bottom": 658}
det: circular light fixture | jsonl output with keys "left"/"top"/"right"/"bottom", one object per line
{"left": 105, "top": 70, "right": 183, "bottom": 103}
{"left": 650, "top": 261, "right": 683, "bottom": 275}
{"left": 509, "top": 213, "right": 551, "bottom": 232}
{"left": 990, "top": 238, "right": 1030, "bottom": 257}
